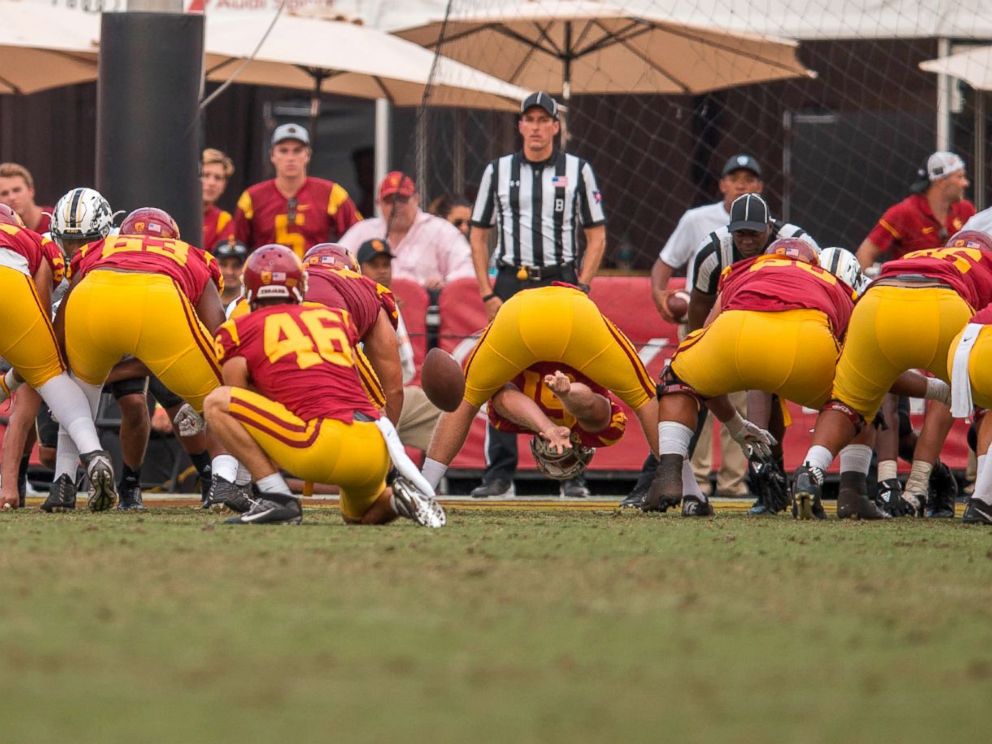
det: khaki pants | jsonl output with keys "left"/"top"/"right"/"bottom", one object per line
{"left": 690, "top": 390, "right": 748, "bottom": 497}
{"left": 397, "top": 386, "right": 442, "bottom": 451}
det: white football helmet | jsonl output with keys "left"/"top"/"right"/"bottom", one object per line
{"left": 819, "top": 246, "right": 869, "bottom": 297}
{"left": 50, "top": 187, "right": 114, "bottom": 249}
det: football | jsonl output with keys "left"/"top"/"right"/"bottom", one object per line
{"left": 666, "top": 290, "right": 691, "bottom": 323}
{"left": 421, "top": 348, "right": 466, "bottom": 412}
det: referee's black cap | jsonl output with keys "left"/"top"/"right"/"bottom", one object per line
{"left": 520, "top": 91, "right": 560, "bottom": 119}
{"left": 728, "top": 193, "right": 771, "bottom": 232}
{"left": 722, "top": 153, "right": 762, "bottom": 178}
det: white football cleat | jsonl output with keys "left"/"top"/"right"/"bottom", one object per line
{"left": 391, "top": 477, "right": 446, "bottom": 528}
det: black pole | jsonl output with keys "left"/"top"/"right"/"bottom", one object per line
{"left": 97, "top": 11, "right": 204, "bottom": 248}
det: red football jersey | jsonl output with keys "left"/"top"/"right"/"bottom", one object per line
{"left": 718, "top": 255, "right": 855, "bottom": 339}
{"left": 32, "top": 207, "right": 53, "bottom": 236}
{"left": 971, "top": 305, "right": 992, "bottom": 325}
{"left": 0, "top": 222, "right": 46, "bottom": 276}
{"left": 877, "top": 246, "right": 992, "bottom": 310}
{"left": 305, "top": 266, "right": 398, "bottom": 336}
{"left": 39, "top": 235, "right": 66, "bottom": 287}
{"left": 70, "top": 235, "right": 222, "bottom": 304}
{"left": 867, "top": 194, "right": 976, "bottom": 259}
{"left": 215, "top": 302, "right": 378, "bottom": 423}
{"left": 488, "top": 362, "right": 627, "bottom": 448}
{"left": 202, "top": 205, "right": 235, "bottom": 252}
{"left": 233, "top": 177, "right": 362, "bottom": 258}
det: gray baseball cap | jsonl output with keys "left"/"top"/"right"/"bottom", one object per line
{"left": 271, "top": 123, "right": 310, "bottom": 147}
{"left": 520, "top": 91, "right": 559, "bottom": 119}
{"left": 722, "top": 153, "right": 762, "bottom": 178}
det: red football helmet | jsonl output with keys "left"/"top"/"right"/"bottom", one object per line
{"left": 764, "top": 237, "right": 819, "bottom": 265}
{"left": 303, "top": 242, "right": 359, "bottom": 272}
{"left": 0, "top": 203, "right": 24, "bottom": 227}
{"left": 244, "top": 244, "right": 307, "bottom": 307}
{"left": 947, "top": 230, "right": 992, "bottom": 253}
{"left": 119, "top": 207, "right": 181, "bottom": 239}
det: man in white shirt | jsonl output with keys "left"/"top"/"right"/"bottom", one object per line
{"left": 651, "top": 154, "right": 763, "bottom": 320}
{"left": 962, "top": 206, "right": 992, "bottom": 236}
{"left": 340, "top": 172, "right": 474, "bottom": 290}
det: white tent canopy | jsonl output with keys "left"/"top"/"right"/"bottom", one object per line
{"left": 921, "top": 44, "right": 992, "bottom": 91}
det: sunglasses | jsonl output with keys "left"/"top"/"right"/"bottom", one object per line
{"left": 382, "top": 195, "right": 412, "bottom": 206}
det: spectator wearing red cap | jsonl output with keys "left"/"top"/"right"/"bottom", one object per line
{"left": 339, "top": 171, "right": 473, "bottom": 290}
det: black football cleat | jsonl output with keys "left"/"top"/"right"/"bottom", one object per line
{"left": 117, "top": 482, "right": 146, "bottom": 511}
{"left": 469, "top": 478, "right": 515, "bottom": 498}
{"left": 791, "top": 465, "right": 824, "bottom": 521}
{"left": 224, "top": 489, "right": 302, "bottom": 525}
{"left": 961, "top": 498, "right": 992, "bottom": 525}
{"left": 41, "top": 473, "right": 77, "bottom": 513}
{"left": 641, "top": 454, "right": 684, "bottom": 513}
{"left": 681, "top": 495, "right": 714, "bottom": 517}
{"left": 837, "top": 471, "right": 889, "bottom": 520}
{"left": 926, "top": 461, "right": 958, "bottom": 518}
{"left": 875, "top": 478, "right": 914, "bottom": 517}
{"left": 207, "top": 475, "right": 254, "bottom": 513}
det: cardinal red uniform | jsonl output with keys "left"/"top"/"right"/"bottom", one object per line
{"left": 867, "top": 194, "right": 975, "bottom": 260}
{"left": 671, "top": 255, "right": 854, "bottom": 407}
{"left": 305, "top": 265, "right": 398, "bottom": 408}
{"left": 202, "top": 205, "right": 234, "bottom": 252}
{"left": 65, "top": 234, "right": 223, "bottom": 410}
{"left": 833, "top": 243, "right": 992, "bottom": 419}
{"left": 234, "top": 178, "right": 362, "bottom": 258}
{"left": 488, "top": 362, "right": 627, "bottom": 447}
{"left": 214, "top": 302, "right": 390, "bottom": 519}
{"left": 0, "top": 222, "right": 66, "bottom": 387}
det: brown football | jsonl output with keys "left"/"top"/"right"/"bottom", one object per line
{"left": 666, "top": 290, "right": 691, "bottom": 323}
{"left": 421, "top": 348, "right": 466, "bottom": 412}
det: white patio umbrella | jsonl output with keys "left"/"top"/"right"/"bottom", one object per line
{"left": 394, "top": 0, "right": 815, "bottom": 101}
{"left": 202, "top": 11, "right": 530, "bottom": 114}
{"left": 0, "top": 2, "right": 99, "bottom": 94}
{"left": 920, "top": 44, "right": 992, "bottom": 92}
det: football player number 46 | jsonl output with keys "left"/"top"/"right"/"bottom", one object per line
{"left": 264, "top": 309, "right": 353, "bottom": 369}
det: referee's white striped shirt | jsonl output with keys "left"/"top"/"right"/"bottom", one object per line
{"left": 690, "top": 221, "right": 820, "bottom": 296}
{"left": 471, "top": 150, "right": 606, "bottom": 268}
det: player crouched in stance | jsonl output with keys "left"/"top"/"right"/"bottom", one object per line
{"left": 949, "top": 301, "right": 992, "bottom": 524}
{"left": 651, "top": 239, "right": 855, "bottom": 517}
{"left": 204, "top": 245, "right": 445, "bottom": 527}
{"left": 419, "top": 283, "right": 660, "bottom": 494}
{"left": 0, "top": 204, "right": 116, "bottom": 509}
{"left": 793, "top": 230, "right": 992, "bottom": 519}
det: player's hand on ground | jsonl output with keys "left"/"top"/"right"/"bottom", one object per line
{"left": 539, "top": 425, "right": 573, "bottom": 454}
{"left": 543, "top": 370, "right": 572, "bottom": 396}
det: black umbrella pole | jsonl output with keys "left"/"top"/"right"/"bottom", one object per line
{"left": 97, "top": 11, "right": 204, "bottom": 249}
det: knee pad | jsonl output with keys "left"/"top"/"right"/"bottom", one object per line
{"left": 822, "top": 399, "right": 865, "bottom": 433}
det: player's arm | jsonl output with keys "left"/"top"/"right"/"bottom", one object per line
{"left": 195, "top": 281, "right": 227, "bottom": 335}
{"left": 491, "top": 385, "right": 572, "bottom": 453}
{"left": 51, "top": 269, "right": 85, "bottom": 354}
{"left": 363, "top": 308, "right": 405, "bottom": 424}
{"left": 221, "top": 357, "right": 250, "bottom": 388}
{"left": 31, "top": 259, "right": 53, "bottom": 313}
{"left": 650, "top": 258, "right": 677, "bottom": 321}
{"left": 577, "top": 224, "right": 606, "bottom": 286}
{"left": 471, "top": 225, "right": 501, "bottom": 319}
{"left": 856, "top": 237, "right": 882, "bottom": 269}
{"left": 686, "top": 289, "right": 715, "bottom": 332}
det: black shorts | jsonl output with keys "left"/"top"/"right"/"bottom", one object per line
{"left": 35, "top": 404, "right": 59, "bottom": 449}
{"left": 104, "top": 376, "right": 149, "bottom": 400}
{"left": 148, "top": 375, "right": 183, "bottom": 410}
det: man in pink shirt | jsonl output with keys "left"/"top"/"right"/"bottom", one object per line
{"left": 339, "top": 171, "right": 474, "bottom": 290}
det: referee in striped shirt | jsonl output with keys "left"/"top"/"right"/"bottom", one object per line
{"left": 468, "top": 91, "right": 607, "bottom": 499}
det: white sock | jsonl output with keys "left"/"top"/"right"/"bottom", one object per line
{"left": 36, "top": 374, "right": 101, "bottom": 454}
{"left": 211, "top": 454, "right": 239, "bottom": 483}
{"left": 256, "top": 472, "right": 291, "bottom": 496}
{"left": 924, "top": 377, "right": 951, "bottom": 405}
{"left": 235, "top": 463, "right": 252, "bottom": 486}
{"left": 974, "top": 450, "right": 992, "bottom": 506}
{"left": 877, "top": 459, "right": 898, "bottom": 482}
{"left": 839, "top": 444, "right": 872, "bottom": 476}
{"left": 804, "top": 445, "right": 834, "bottom": 472}
{"left": 904, "top": 460, "right": 933, "bottom": 496}
{"left": 682, "top": 459, "right": 705, "bottom": 501}
{"left": 659, "top": 422, "right": 694, "bottom": 457}
{"left": 54, "top": 425, "right": 80, "bottom": 480}
{"left": 422, "top": 458, "right": 448, "bottom": 491}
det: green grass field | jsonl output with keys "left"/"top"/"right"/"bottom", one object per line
{"left": 1, "top": 504, "right": 991, "bottom": 743}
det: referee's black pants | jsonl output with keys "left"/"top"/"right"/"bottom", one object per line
{"left": 481, "top": 264, "right": 579, "bottom": 485}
